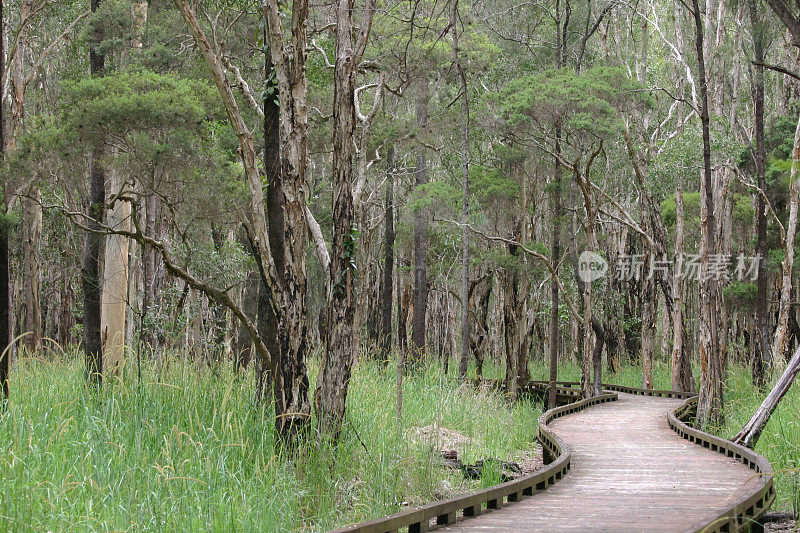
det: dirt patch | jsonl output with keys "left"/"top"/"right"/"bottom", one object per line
{"left": 409, "top": 423, "right": 543, "bottom": 479}
{"left": 766, "top": 517, "right": 798, "bottom": 532}
{"left": 408, "top": 424, "right": 477, "bottom": 456}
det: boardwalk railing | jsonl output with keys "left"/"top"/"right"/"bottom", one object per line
{"left": 330, "top": 392, "right": 618, "bottom": 533}
{"left": 669, "top": 397, "right": 775, "bottom": 532}
{"left": 330, "top": 383, "right": 775, "bottom": 533}
{"left": 534, "top": 381, "right": 776, "bottom": 532}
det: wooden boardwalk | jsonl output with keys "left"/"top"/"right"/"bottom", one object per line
{"left": 333, "top": 387, "right": 774, "bottom": 533}
{"left": 437, "top": 393, "right": 764, "bottom": 532}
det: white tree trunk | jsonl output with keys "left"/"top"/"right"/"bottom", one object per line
{"left": 771, "top": 113, "right": 800, "bottom": 364}
{"left": 101, "top": 166, "right": 131, "bottom": 376}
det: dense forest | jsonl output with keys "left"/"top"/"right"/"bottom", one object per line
{"left": 1, "top": 0, "right": 800, "bottom": 529}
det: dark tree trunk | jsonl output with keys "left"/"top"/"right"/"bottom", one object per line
{"left": 235, "top": 266, "right": 259, "bottom": 372}
{"left": 549, "top": 138, "right": 562, "bottom": 409}
{"left": 692, "top": 0, "right": 724, "bottom": 427}
{"left": 591, "top": 319, "right": 605, "bottom": 396}
{"left": 0, "top": 0, "right": 8, "bottom": 401}
{"left": 82, "top": 146, "right": 105, "bottom": 383}
{"left": 0, "top": 226, "right": 8, "bottom": 401}
{"left": 256, "top": 51, "right": 283, "bottom": 405}
{"left": 398, "top": 271, "right": 410, "bottom": 356}
{"left": 751, "top": 0, "right": 770, "bottom": 388}
{"left": 82, "top": 0, "right": 106, "bottom": 385}
{"left": 210, "top": 226, "right": 227, "bottom": 356}
{"left": 452, "top": 0, "right": 470, "bottom": 380}
{"left": 315, "top": 0, "right": 360, "bottom": 438}
{"left": 314, "top": 0, "right": 374, "bottom": 439}
{"left": 379, "top": 146, "right": 395, "bottom": 362}
{"left": 411, "top": 80, "right": 429, "bottom": 367}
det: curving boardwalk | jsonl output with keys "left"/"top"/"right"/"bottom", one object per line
{"left": 438, "top": 393, "right": 763, "bottom": 532}
{"left": 332, "top": 386, "right": 774, "bottom": 533}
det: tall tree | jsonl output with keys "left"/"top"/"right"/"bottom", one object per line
{"left": 691, "top": 0, "right": 724, "bottom": 427}
{"left": 314, "top": 0, "right": 376, "bottom": 440}
{"left": 751, "top": 0, "right": 770, "bottom": 388}
{"left": 174, "top": 0, "right": 315, "bottom": 445}
{"left": 82, "top": 0, "right": 106, "bottom": 384}
{"left": 379, "top": 146, "right": 395, "bottom": 362}
{"left": 411, "top": 79, "right": 430, "bottom": 366}
{"left": 453, "top": 0, "right": 471, "bottom": 380}
{"left": 0, "top": 0, "right": 8, "bottom": 401}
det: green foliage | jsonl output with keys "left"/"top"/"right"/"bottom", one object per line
{"left": 83, "top": 0, "right": 136, "bottom": 57}
{"left": 661, "top": 191, "right": 700, "bottom": 228}
{"left": 60, "top": 69, "right": 216, "bottom": 140}
{"left": 407, "top": 181, "right": 461, "bottom": 214}
{"left": 722, "top": 281, "right": 757, "bottom": 309}
{"left": 470, "top": 165, "right": 519, "bottom": 206}
{"left": 651, "top": 129, "right": 703, "bottom": 192}
{"left": 500, "top": 67, "right": 648, "bottom": 137}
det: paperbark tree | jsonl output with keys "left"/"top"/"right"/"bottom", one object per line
{"left": 691, "top": 0, "right": 724, "bottom": 427}
{"left": 751, "top": 0, "right": 770, "bottom": 388}
{"left": 452, "top": 0, "right": 471, "bottom": 381}
{"left": 411, "top": 79, "right": 429, "bottom": 366}
{"left": 671, "top": 179, "right": 692, "bottom": 391}
{"left": 0, "top": 0, "right": 7, "bottom": 399}
{"left": 314, "top": 0, "right": 376, "bottom": 440}
{"left": 174, "top": 0, "right": 313, "bottom": 444}
{"left": 772, "top": 114, "right": 800, "bottom": 365}
{"left": 101, "top": 167, "right": 131, "bottom": 375}
{"left": 22, "top": 192, "right": 42, "bottom": 353}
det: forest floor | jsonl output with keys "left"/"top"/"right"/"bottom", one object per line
{"left": 0, "top": 352, "right": 797, "bottom": 531}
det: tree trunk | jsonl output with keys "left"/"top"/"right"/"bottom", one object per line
{"left": 641, "top": 260, "right": 655, "bottom": 389}
{"left": 452, "top": 0, "right": 470, "bottom": 381}
{"left": 0, "top": 219, "right": 8, "bottom": 399}
{"left": 411, "top": 80, "right": 429, "bottom": 366}
{"left": 22, "top": 192, "right": 42, "bottom": 353}
{"left": 734, "top": 343, "right": 800, "bottom": 448}
{"left": 235, "top": 266, "right": 259, "bottom": 372}
{"left": 82, "top": 0, "right": 106, "bottom": 384}
{"left": 548, "top": 169, "right": 562, "bottom": 409}
{"left": 692, "top": 0, "right": 723, "bottom": 427}
{"left": 315, "top": 0, "right": 372, "bottom": 439}
{"left": 502, "top": 267, "right": 519, "bottom": 398}
{"left": 177, "top": 0, "right": 313, "bottom": 444}
{"left": 379, "top": 146, "right": 395, "bottom": 362}
{"left": 772, "top": 114, "right": 800, "bottom": 364}
{"left": 101, "top": 166, "right": 131, "bottom": 376}
{"left": 671, "top": 182, "right": 692, "bottom": 391}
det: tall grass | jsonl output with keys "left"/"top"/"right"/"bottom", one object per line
{"left": 2, "top": 351, "right": 797, "bottom": 531}
{"left": 0, "top": 353, "right": 540, "bottom": 531}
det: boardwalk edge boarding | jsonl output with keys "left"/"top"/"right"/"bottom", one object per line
{"left": 329, "top": 392, "right": 618, "bottom": 533}
{"left": 329, "top": 384, "right": 775, "bottom": 533}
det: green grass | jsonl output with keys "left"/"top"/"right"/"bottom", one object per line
{"left": 0, "top": 353, "right": 540, "bottom": 532}
{"left": 721, "top": 365, "right": 800, "bottom": 515}
{"left": 2, "top": 351, "right": 798, "bottom": 531}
